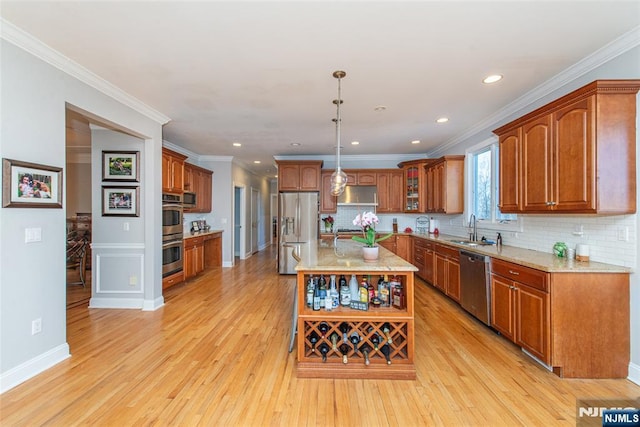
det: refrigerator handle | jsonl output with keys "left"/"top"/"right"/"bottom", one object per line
{"left": 296, "top": 196, "right": 301, "bottom": 238}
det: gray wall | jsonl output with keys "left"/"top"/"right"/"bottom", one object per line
{"left": 0, "top": 39, "right": 165, "bottom": 392}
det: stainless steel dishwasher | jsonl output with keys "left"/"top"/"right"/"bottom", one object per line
{"left": 459, "top": 250, "right": 491, "bottom": 325}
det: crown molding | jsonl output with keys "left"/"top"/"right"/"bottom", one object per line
{"left": 273, "top": 153, "right": 422, "bottom": 163}
{"left": 1, "top": 18, "right": 171, "bottom": 125}
{"left": 428, "top": 25, "right": 640, "bottom": 157}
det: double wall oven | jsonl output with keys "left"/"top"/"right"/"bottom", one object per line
{"left": 162, "top": 193, "right": 184, "bottom": 277}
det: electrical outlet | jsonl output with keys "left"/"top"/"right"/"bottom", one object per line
{"left": 618, "top": 227, "right": 629, "bottom": 242}
{"left": 123, "top": 222, "right": 130, "bottom": 231}
{"left": 129, "top": 275, "right": 137, "bottom": 286}
{"left": 32, "top": 318, "right": 42, "bottom": 335}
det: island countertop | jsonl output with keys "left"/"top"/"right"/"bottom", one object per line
{"left": 294, "top": 239, "right": 418, "bottom": 272}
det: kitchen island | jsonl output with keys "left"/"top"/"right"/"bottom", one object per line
{"left": 294, "top": 239, "right": 418, "bottom": 379}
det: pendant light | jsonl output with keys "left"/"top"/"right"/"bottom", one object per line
{"left": 330, "top": 70, "right": 347, "bottom": 196}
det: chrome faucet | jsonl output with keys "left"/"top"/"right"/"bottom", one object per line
{"left": 333, "top": 226, "right": 339, "bottom": 246}
{"left": 469, "top": 214, "right": 477, "bottom": 241}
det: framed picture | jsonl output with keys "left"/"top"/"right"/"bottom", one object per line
{"left": 102, "top": 186, "right": 140, "bottom": 217}
{"left": 102, "top": 151, "right": 139, "bottom": 182}
{"left": 2, "top": 158, "right": 63, "bottom": 208}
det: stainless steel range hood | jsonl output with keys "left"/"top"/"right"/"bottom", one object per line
{"left": 337, "top": 185, "right": 378, "bottom": 206}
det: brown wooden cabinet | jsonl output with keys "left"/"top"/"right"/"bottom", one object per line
{"left": 276, "top": 161, "right": 322, "bottom": 191}
{"left": 490, "top": 259, "right": 551, "bottom": 363}
{"left": 184, "top": 163, "right": 213, "bottom": 213}
{"left": 494, "top": 80, "right": 640, "bottom": 214}
{"left": 320, "top": 170, "right": 337, "bottom": 213}
{"left": 424, "top": 156, "right": 464, "bottom": 214}
{"left": 378, "top": 234, "right": 411, "bottom": 262}
{"left": 433, "top": 244, "right": 460, "bottom": 302}
{"left": 412, "top": 237, "right": 434, "bottom": 284}
{"left": 184, "top": 236, "right": 205, "bottom": 280}
{"left": 398, "top": 159, "right": 429, "bottom": 213}
{"left": 162, "top": 147, "right": 187, "bottom": 194}
{"left": 376, "top": 170, "right": 404, "bottom": 213}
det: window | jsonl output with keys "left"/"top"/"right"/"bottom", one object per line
{"left": 467, "top": 138, "right": 519, "bottom": 230}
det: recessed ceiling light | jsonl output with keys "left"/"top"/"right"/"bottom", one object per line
{"left": 232, "top": 142, "right": 242, "bottom": 147}
{"left": 254, "top": 160, "right": 261, "bottom": 164}
{"left": 374, "top": 105, "right": 387, "bottom": 112}
{"left": 436, "top": 117, "right": 449, "bottom": 123}
{"left": 483, "top": 74, "right": 503, "bottom": 84}
{"left": 411, "top": 140, "right": 421, "bottom": 145}
{"left": 290, "top": 142, "right": 301, "bottom": 146}
{"left": 351, "top": 141, "right": 360, "bottom": 145}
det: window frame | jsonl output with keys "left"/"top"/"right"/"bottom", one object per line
{"left": 465, "top": 137, "right": 523, "bottom": 233}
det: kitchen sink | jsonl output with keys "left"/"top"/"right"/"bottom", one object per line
{"left": 447, "top": 239, "right": 494, "bottom": 247}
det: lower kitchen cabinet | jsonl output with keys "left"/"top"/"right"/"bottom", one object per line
{"left": 184, "top": 236, "right": 205, "bottom": 280}
{"left": 395, "top": 235, "right": 411, "bottom": 261}
{"left": 434, "top": 244, "right": 460, "bottom": 302}
{"left": 412, "top": 237, "right": 434, "bottom": 284}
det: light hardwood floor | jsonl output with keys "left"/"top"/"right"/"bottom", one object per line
{"left": 2, "top": 246, "right": 638, "bottom": 426}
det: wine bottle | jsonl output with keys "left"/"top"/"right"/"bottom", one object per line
{"left": 318, "top": 321, "right": 330, "bottom": 339}
{"left": 339, "top": 322, "right": 350, "bottom": 343}
{"left": 312, "top": 285, "right": 320, "bottom": 311}
{"left": 382, "top": 322, "right": 393, "bottom": 344}
{"left": 339, "top": 343, "right": 350, "bottom": 364}
{"left": 349, "top": 274, "right": 359, "bottom": 302}
{"left": 330, "top": 332, "right": 339, "bottom": 351}
{"left": 340, "top": 274, "right": 351, "bottom": 306}
{"left": 319, "top": 274, "right": 326, "bottom": 308}
{"left": 368, "top": 276, "right": 375, "bottom": 304}
{"left": 381, "top": 344, "right": 392, "bottom": 365}
{"left": 318, "top": 343, "right": 330, "bottom": 363}
{"left": 370, "top": 332, "right": 381, "bottom": 351}
{"left": 308, "top": 331, "right": 320, "bottom": 352}
{"left": 360, "top": 343, "right": 371, "bottom": 366}
{"left": 329, "top": 275, "right": 339, "bottom": 309}
{"left": 349, "top": 331, "right": 360, "bottom": 353}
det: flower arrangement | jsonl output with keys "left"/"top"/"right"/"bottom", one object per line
{"left": 351, "top": 211, "right": 393, "bottom": 248}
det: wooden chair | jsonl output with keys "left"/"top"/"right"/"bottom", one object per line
{"left": 67, "top": 236, "right": 88, "bottom": 287}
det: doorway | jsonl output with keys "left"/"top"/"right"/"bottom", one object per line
{"left": 234, "top": 185, "right": 245, "bottom": 261}
{"left": 250, "top": 188, "right": 260, "bottom": 254}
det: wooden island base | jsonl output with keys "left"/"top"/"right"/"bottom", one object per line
{"left": 297, "top": 362, "right": 416, "bottom": 380}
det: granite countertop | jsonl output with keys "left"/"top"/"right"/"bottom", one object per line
{"left": 183, "top": 229, "right": 223, "bottom": 239}
{"left": 294, "top": 239, "right": 418, "bottom": 273}
{"left": 407, "top": 232, "right": 630, "bottom": 274}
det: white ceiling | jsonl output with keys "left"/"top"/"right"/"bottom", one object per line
{"left": 2, "top": 1, "right": 639, "bottom": 178}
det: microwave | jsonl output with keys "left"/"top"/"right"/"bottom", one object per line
{"left": 183, "top": 192, "right": 196, "bottom": 208}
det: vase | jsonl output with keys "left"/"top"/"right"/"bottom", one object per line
{"left": 325, "top": 224, "right": 332, "bottom": 233}
{"left": 362, "top": 246, "right": 379, "bottom": 262}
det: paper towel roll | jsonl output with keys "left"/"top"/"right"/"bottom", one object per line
{"left": 576, "top": 244, "right": 589, "bottom": 261}
{"left": 429, "top": 218, "right": 436, "bottom": 233}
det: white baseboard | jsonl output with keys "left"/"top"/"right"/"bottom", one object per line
{"left": 142, "top": 297, "right": 165, "bottom": 311}
{"left": 628, "top": 362, "right": 640, "bottom": 386}
{"left": 89, "top": 297, "right": 143, "bottom": 309}
{"left": 0, "top": 343, "right": 70, "bottom": 394}
{"left": 223, "top": 261, "right": 233, "bottom": 267}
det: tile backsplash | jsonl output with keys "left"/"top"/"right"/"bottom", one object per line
{"left": 326, "top": 207, "right": 637, "bottom": 269}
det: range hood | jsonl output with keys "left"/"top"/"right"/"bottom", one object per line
{"left": 337, "top": 185, "right": 378, "bottom": 206}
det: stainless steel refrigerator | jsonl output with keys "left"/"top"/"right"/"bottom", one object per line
{"left": 278, "top": 192, "right": 319, "bottom": 274}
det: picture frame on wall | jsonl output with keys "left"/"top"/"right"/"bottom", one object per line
{"left": 102, "top": 186, "right": 140, "bottom": 217}
{"left": 102, "top": 151, "right": 140, "bottom": 182}
{"left": 2, "top": 158, "right": 63, "bottom": 208}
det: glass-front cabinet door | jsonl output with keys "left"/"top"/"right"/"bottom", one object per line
{"left": 398, "top": 159, "right": 429, "bottom": 213}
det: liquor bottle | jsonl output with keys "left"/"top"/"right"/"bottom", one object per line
{"left": 360, "top": 343, "right": 371, "bottom": 366}
{"left": 359, "top": 277, "right": 369, "bottom": 303}
{"left": 381, "top": 344, "right": 392, "bottom": 365}
{"left": 368, "top": 276, "right": 376, "bottom": 304}
{"left": 339, "top": 322, "right": 350, "bottom": 343}
{"left": 330, "top": 332, "right": 339, "bottom": 351}
{"left": 312, "top": 285, "right": 321, "bottom": 311}
{"left": 306, "top": 275, "right": 315, "bottom": 307}
{"left": 329, "top": 275, "right": 339, "bottom": 309}
{"left": 318, "top": 343, "right": 330, "bottom": 363}
{"left": 319, "top": 275, "right": 327, "bottom": 308}
{"left": 308, "top": 331, "right": 320, "bottom": 352}
{"left": 378, "top": 275, "right": 390, "bottom": 307}
{"left": 392, "top": 278, "right": 405, "bottom": 309}
{"left": 349, "top": 274, "right": 359, "bottom": 302}
{"left": 349, "top": 331, "right": 361, "bottom": 353}
{"left": 318, "top": 321, "right": 330, "bottom": 339}
{"left": 382, "top": 322, "right": 393, "bottom": 344}
{"left": 339, "top": 343, "right": 350, "bottom": 364}
{"left": 339, "top": 275, "right": 351, "bottom": 306}
{"left": 370, "top": 332, "right": 381, "bottom": 351}
{"left": 324, "top": 292, "right": 333, "bottom": 311}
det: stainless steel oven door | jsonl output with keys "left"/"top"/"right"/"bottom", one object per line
{"left": 162, "top": 238, "right": 183, "bottom": 277}
{"left": 162, "top": 203, "right": 183, "bottom": 236}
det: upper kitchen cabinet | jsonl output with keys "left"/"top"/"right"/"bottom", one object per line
{"left": 162, "top": 147, "right": 187, "bottom": 194}
{"left": 494, "top": 80, "right": 640, "bottom": 214}
{"left": 345, "top": 170, "right": 377, "bottom": 185}
{"left": 276, "top": 160, "right": 323, "bottom": 192}
{"left": 398, "top": 159, "right": 430, "bottom": 213}
{"left": 184, "top": 163, "right": 213, "bottom": 213}
{"left": 425, "top": 155, "right": 464, "bottom": 214}
{"left": 320, "top": 170, "right": 337, "bottom": 213}
{"left": 376, "top": 170, "right": 404, "bottom": 213}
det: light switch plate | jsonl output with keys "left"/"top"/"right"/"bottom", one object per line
{"left": 25, "top": 227, "right": 42, "bottom": 243}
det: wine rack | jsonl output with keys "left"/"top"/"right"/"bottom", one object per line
{"left": 296, "top": 268, "right": 416, "bottom": 380}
